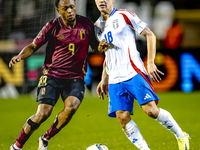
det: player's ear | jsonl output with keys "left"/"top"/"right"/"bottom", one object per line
{"left": 57, "top": 7, "right": 60, "bottom": 14}
{"left": 112, "top": 0, "right": 115, "bottom": 4}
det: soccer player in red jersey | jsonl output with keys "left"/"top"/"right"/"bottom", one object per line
{"left": 8, "top": 0, "right": 109, "bottom": 150}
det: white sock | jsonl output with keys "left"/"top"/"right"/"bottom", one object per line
{"left": 122, "top": 120, "right": 150, "bottom": 150}
{"left": 13, "top": 144, "right": 22, "bottom": 150}
{"left": 155, "top": 108, "right": 184, "bottom": 139}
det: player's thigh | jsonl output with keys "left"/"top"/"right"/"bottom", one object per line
{"left": 108, "top": 83, "right": 134, "bottom": 117}
{"left": 37, "top": 75, "right": 61, "bottom": 106}
{"left": 61, "top": 78, "right": 85, "bottom": 103}
{"left": 122, "top": 74, "right": 159, "bottom": 106}
{"left": 141, "top": 101, "right": 159, "bottom": 118}
{"left": 116, "top": 110, "right": 131, "bottom": 121}
{"left": 32, "top": 104, "right": 54, "bottom": 123}
{"left": 63, "top": 96, "right": 81, "bottom": 112}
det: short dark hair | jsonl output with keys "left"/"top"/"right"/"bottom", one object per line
{"left": 55, "top": 0, "right": 60, "bottom": 8}
{"left": 55, "top": 0, "right": 75, "bottom": 8}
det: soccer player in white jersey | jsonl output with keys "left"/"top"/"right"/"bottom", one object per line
{"left": 94, "top": 0, "right": 190, "bottom": 150}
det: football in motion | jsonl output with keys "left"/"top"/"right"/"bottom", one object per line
{"left": 86, "top": 144, "right": 109, "bottom": 150}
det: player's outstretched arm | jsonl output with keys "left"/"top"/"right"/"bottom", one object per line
{"left": 98, "top": 39, "right": 110, "bottom": 53}
{"left": 140, "top": 27, "right": 164, "bottom": 82}
{"left": 9, "top": 42, "right": 38, "bottom": 68}
{"left": 96, "top": 60, "right": 108, "bottom": 100}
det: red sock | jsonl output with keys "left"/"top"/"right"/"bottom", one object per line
{"left": 44, "top": 123, "right": 60, "bottom": 140}
{"left": 15, "top": 129, "right": 31, "bottom": 148}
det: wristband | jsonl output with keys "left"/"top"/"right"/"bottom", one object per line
{"left": 18, "top": 54, "right": 23, "bottom": 59}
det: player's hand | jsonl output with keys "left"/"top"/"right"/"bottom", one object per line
{"left": 9, "top": 55, "right": 22, "bottom": 68}
{"left": 147, "top": 63, "right": 164, "bottom": 83}
{"left": 96, "top": 80, "right": 108, "bottom": 100}
{"left": 98, "top": 39, "right": 110, "bottom": 53}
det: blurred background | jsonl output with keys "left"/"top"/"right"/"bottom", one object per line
{"left": 0, "top": 0, "right": 200, "bottom": 99}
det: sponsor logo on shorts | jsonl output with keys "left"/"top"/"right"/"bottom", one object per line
{"left": 41, "top": 87, "right": 46, "bottom": 95}
{"left": 144, "top": 93, "right": 151, "bottom": 100}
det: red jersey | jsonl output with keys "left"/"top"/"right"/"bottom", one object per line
{"left": 33, "top": 15, "right": 99, "bottom": 80}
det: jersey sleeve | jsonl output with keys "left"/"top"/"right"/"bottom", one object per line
{"left": 33, "top": 21, "right": 53, "bottom": 50}
{"left": 89, "top": 25, "right": 99, "bottom": 51}
{"left": 86, "top": 19, "right": 99, "bottom": 52}
{"left": 120, "top": 10, "right": 147, "bottom": 34}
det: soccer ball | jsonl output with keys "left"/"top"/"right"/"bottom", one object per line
{"left": 86, "top": 144, "right": 109, "bottom": 150}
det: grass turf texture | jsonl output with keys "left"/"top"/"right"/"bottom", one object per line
{"left": 0, "top": 91, "right": 200, "bottom": 150}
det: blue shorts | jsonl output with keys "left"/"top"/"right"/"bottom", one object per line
{"left": 108, "top": 73, "right": 159, "bottom": 117}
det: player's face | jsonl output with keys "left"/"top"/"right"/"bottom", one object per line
{"left": 95, "top": 0, "right": 115, "bottom": 14}
{"left": 57, "top": 0, "right": 76, "bottom": 23}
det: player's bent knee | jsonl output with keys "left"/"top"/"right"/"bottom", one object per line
{"left": 142, "top": 102, "right": 159, "bottom": 119}
{"left": 145, "top": 108, "right": 159, "bottom": 119}
{"left": 116, "top": 111, "right": 131, "bottom": 126}
{"left": 64, "top": 97, "right": 81, "bottom": 113}
{"left": 63, "top": 106, "right": 77, "bottom": 116}
{"left": 35, "top": 111, "right": 51, "bottom": 122}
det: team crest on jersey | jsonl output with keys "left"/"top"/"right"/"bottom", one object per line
{"left": 79, "top": 29, "right": 86, "bottom": 40}
{"left": 113, "top": 19, "right": 119, "bottom": 29}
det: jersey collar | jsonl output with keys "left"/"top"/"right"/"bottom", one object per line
{"left": 99, "top": 8, "right": 117, "bottom": 21}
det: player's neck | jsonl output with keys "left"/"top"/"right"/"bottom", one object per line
{"left": 63, "top": 19, "right": 76, "bottom": 29}
{"left": 101, "top": 13, "right": 110, "bottom": 21}
{"left": 101, "top": 7, "right": 114, "bottom": 21}
{"left": 66, "top": 21, "right": 76, "bottom": 29}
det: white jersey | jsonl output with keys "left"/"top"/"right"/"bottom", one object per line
{"left": 94, "top": 8, "right": 148, "bottom": 84}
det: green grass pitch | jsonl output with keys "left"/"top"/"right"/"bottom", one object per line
{"left": 0, "top": 91, "right": 200, "bottom": 150}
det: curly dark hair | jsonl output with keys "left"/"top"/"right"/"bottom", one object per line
{"left": 55, "top": 0, "right": 75, "bottom": 8}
